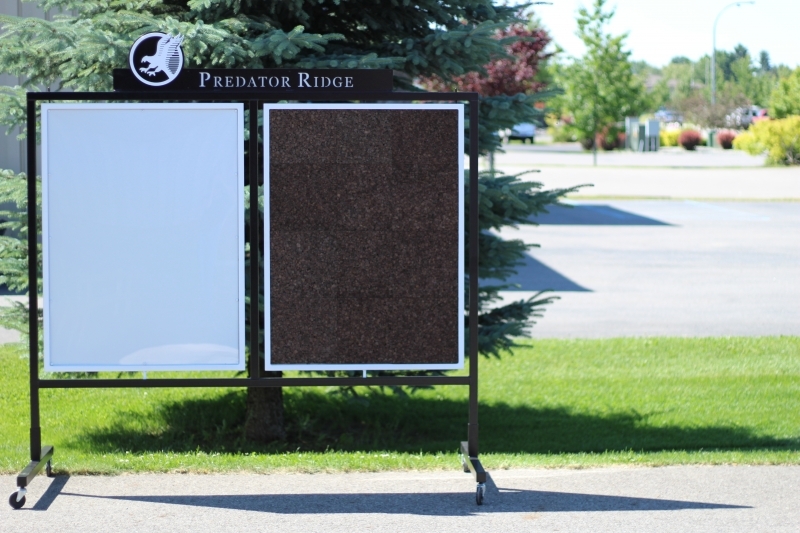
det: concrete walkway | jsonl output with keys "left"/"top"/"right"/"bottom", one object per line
{"left": 4, "top": 466, "right": 799, "bottom": 532}
{"left": 495, "top": 143, "right": 769, "bottom": 167}
{"left": 489, "top": 145, "right": 800, "bottom": 201}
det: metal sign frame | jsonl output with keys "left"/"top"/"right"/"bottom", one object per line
{"left": 13, "top": 88, "right": 485, "bottom": 508}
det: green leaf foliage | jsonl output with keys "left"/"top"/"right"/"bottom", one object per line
{"left": 0, "top": 169, "right": 40, "bottom": 349}
{"left": 769, "top": 67, "right": 800, "bottom": 119}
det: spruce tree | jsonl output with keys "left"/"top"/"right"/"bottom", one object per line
{"left": 0, "top": 0, "right": 574, "bottom": 443}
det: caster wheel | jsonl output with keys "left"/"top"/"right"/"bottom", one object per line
{"left": 460, "top": 455, "right": 470, "bottom": 473}
{"left": 46, "top": 460, "right": 53, "bottom": 477}
{"left": 476, "top": 483, "right": 486, "bottom": 506}
{"left": 9, "top": 491, "right": 26, "bottom": 510}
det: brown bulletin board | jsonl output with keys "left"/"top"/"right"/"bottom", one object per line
{"left": 264, "top": 103, "right": 464, "bottom": 370}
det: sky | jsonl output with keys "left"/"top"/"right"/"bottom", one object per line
{"left": 524, "top": 0, "right": 800, "bottom": 68}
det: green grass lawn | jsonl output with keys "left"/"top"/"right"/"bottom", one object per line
{"left": 1, "top": 337, "right": 798, "bottom": 474}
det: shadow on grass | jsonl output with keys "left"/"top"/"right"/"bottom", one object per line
{"left": 71, "top": 390, "right": 799, "bottom": 455}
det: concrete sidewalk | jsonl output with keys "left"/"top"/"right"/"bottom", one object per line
{"left": 495, "top": 143, "right": 768, "bottom": 167}
{"left": 489, "top": 145, "right": 800, "bottom": 200}
{"left": 4, "top": 466, "right": 799, "bottom": 532}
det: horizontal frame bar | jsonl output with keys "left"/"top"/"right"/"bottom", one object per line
{"left": 16, "top": 445, "right": 53, "bottom": 488}
{"left": 38, "top": 376, "right": 470, "bottom": 389}
{"left": 28, "top": 91, "right": 478, "bottom": 102}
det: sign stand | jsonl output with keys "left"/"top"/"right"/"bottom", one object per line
{"left": 11, "top": 85, "right": 484, "bottom": 508}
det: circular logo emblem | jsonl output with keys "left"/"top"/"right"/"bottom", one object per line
{"left": 129, "top": 32, "right": 184, "bottom": 87}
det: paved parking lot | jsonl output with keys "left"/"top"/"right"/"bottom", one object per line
{"left": 497, "top": 200, "right": 800, "bottom": 337}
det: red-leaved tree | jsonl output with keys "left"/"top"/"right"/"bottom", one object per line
{"left": 420, "top": 23, "right": 552, "bottom": 97}
{"left": 418, "top": 21, "right": 554, "bottom": 157}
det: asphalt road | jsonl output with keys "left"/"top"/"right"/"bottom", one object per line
{"left": 497, "top": 200, "right": 800, "bottom": 337}
{"left": 4, "top": 466, "right": 799, "bottom": 532}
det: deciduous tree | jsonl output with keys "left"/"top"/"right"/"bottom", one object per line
{"left": 552, "top": 0, "right": 647, "bottom": 156}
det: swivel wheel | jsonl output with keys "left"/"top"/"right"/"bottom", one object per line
{"left": 9, "top": 491, "right": 26, "bottom": 510}
{"left": 475, "top": 482, "right": 486, "bottom": 505}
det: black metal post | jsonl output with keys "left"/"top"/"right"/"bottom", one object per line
{"left": 468, "top": 96, "right": 480, "bottom": 458}
{"left": 248, "top": 100, "right": 260, "bottom": 379}
{"left": 26, "top": 97, "right": 41, "bottom": 462}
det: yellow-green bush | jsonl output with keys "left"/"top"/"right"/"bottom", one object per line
{"left": 734, "top": 116, "right": 800, "bottom": 165}
{"left": 660, "top": 129, "right": 681, "bottom": 147}
{"left": 546, "top": 115, "right": 576, "bottom": 142}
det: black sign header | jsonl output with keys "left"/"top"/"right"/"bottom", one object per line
{"left": 113, "top": 68, "right": 394, "bottom": 92}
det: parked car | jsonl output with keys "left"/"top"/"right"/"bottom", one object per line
{"left": 654, "top": 107, "right": 683, "bottom": 123}
{"left": 726, "top": 106, "right": 765, "bottom": 128}
{"left": 503, "top": 123, "right": 536, "bottom": 143}
{"left": 752, "top": 108, "right": 769, "bottom": 124}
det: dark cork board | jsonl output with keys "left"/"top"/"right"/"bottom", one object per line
{"left": 267, "top": 106, "right": 462, "bottom": 368}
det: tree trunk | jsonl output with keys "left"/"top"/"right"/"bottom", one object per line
{"left": 244, "top": 372, "right": 286, "bottom": 442}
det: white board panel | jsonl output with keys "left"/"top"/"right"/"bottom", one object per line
{"left": 42, "top": 103, "right": 244, "bottom": 371}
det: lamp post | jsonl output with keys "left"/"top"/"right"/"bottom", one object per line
{"left": 711, "top": 1, "right": 754, "bottom": 105}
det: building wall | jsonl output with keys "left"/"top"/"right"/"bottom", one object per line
{"left": 0, "top": 2, "right": 76, "bottom": 173}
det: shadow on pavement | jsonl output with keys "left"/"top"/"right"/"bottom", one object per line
{"left": 0, "top": 284, "right": 23, "bottom": 296}
{"left": 24, "top": 476, "right": 70, "bottom": 511}
{"left": 532, "top": 205, "right": 671, "bottom": 226}
{"left": 57, "top": 489, "right": 748, "bottom": 515}
{"left": 503, "top": 254, "right": 590, "bottom": 292}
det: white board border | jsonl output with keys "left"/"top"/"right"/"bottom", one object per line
{"left": 41, "top": 103, "right": 246, "bottom": 372}
{"left": 263, "top": 103, "right": 465, "bottom": 372}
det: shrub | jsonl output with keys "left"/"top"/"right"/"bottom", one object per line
{"left": 769, "top": 67, "right": 800, "bottom": 119}
{"left": 546, "top": 115, "right": 577, "bottom": 143}
{"left": 549, "top": 124, "right": 576, "bottom": 142}
{"left": 717, "top": 130, "right": 737, "bottom": 150}
{"left": 598, "top": 126, "right": 622, "bottom": 151}
{"left": 678, "top": 129, "right": 702, "bottom": 151}
{"left": 660, "top": 129, "right": 681, "bottom": 147}
{"left": 733, "top": 116, "right": 800, "bottom": 165}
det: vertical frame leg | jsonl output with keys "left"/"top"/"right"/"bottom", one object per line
{"left": 13, "top": 95, "right": 54, "bottom": 510}
{"left": 27, "top": 96, "right": 41, "bottom": 463}
{"left": 248, "top": 100, "right": 261, "bottom": 379}
{"left": 467, "top": 95, "right": 480, "bottom": 459}
{"left": 461, "top": 95, "right": 486, "bottom": 504}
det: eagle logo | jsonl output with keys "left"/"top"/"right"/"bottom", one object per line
{"left": 129, "top": 32, "right": 185, "bottom": 87}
